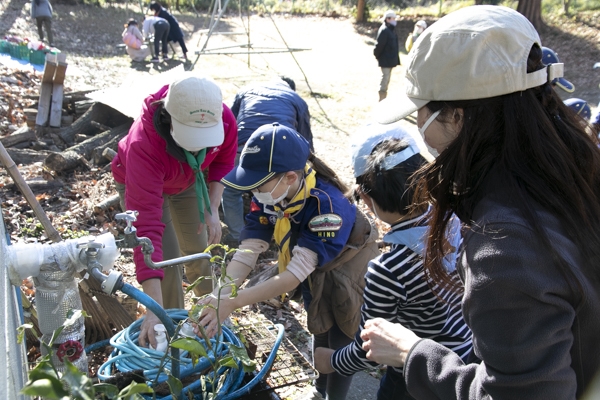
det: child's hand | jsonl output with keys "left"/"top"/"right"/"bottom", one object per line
{"left": 314, "top": 347, "right": 335, "bottom": 374}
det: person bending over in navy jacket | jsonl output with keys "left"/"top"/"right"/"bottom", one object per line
{"left": 221, "top": 76, "right": 313, "bottom": 248}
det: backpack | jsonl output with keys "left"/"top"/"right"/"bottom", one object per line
{"left": 123, "top": 31, "right": 142, "bottom": 50}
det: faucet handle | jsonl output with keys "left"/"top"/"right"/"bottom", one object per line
{"left": 77, "top": 238, "right": 105, "bottom": 251}
{"left": 115, "top": 210, "right": 139, "bottom": 232}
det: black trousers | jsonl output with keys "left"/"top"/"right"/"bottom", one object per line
{"left": 153, "top": 20, "right": 170, "bottom": 57}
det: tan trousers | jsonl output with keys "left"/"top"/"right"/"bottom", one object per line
{"left": 116, "top": 182, "right": 212, "bottom": 309}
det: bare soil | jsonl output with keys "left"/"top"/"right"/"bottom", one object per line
{"left": 1, "top": 1, "right": 600, "bottom": 398}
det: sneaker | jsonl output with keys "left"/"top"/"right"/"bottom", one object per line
{"left": 150, "top": 57, "right": 160, "bottom": 63}
{"left": 163, "top": 55, "right": 169, "bottom": 61}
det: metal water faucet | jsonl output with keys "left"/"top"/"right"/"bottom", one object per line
{"left": 115, "top": 210, "right": 211, "bottom": 270}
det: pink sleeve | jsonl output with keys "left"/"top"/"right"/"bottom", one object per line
{"left": 205, "top": 104, "right": 238, "bottom": 182}
{"left": 124, "top": 126, "right": 166, "bottom": 284}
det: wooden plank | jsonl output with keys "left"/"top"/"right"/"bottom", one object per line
{"left": 35, "top": 82, "right": 53, "bottom": 126}
{"left": 49, "top": 83, "right": 64, "bottom": 127}
{"left": 41, "top": 53, "right": 57, "bottom": 84}
{"left": 53, "top": 53, "right": 68, "bottom": 85}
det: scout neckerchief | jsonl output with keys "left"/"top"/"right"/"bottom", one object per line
{"left": 273, "top": 165, "right": 316, "bottom": 274}
{"left": 184, "top": 149, "right": 211, "bottom": 224}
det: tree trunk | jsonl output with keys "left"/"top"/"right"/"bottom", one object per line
{"left": 517, "top": 0, "right": 543, "bottom": 30}
{"left": 6, "top": 148, "right": 52, "bottom": 165}
{"left": 55, "top": 102, "right": 131, "bottom": 146}
{"left": 0, "top": 126, "right": 36, "bottom": 148}
{"left": 44, "top": 123, "right": 131, "bottom": 173}
{"left": 356, "top": 0, "right": 365, "bottom": 22}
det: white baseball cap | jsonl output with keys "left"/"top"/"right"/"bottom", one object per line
{"left": 164, "top": 73, "right": 224, "bottom": 151}
{"left": 376, "top": 6, "right": 566, "bottom": 124}
{"left": 384, "top": 10, "right": 396, "bottom": 19}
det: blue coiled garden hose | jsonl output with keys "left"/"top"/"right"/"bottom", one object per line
{"left": 90, "top": 282, "right": 286, "bottom": 399}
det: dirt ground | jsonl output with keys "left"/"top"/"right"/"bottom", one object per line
{"left": 1, "top": 1, "right": 600, "bottom": 398}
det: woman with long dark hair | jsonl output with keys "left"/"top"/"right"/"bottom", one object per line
{"left": 361, "top": 6, "right": 600, "bottom": 399}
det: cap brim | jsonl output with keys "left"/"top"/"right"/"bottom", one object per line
{"left": 221, "top": 167, "right": 276, "bottom": 191}
{"left": 375, "top": 95, "right": 429, "bottom": 124}
{"left": 555, "top": 78, "right": 575, "bottom": 93}
{"left": 171, "top": 118, "right": 224, "bottom": 151}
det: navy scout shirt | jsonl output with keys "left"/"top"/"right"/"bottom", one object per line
{"left": 239, "top": 178, "right": 356, "bottom": 267}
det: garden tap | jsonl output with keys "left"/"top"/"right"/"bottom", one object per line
{"left": 115, "top": 210, "right": 211, "bottom": 270}
{"left": 77, "top": 238, "right": 123, "bottom": 295}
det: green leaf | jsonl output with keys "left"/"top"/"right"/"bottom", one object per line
{"left": 170, "top": 337, "right": 208, "bottom": 358}
{"left": 209, "top": 255, "right": 223, "bottom": 263}
{"left": 17, "top": 323, "right": 33, "bottom": 344}
{"left": 93, "top": 383, "right": 120, "bottom": 399}
{"left": 228, "top": 344, "right": 257, "bottom": 373}
{"left": 166, "top": 373, "right": 183, "bottom": 399}
{"left": 117, "top": 382, "right": 153, "bottom": 398}
{"left": 204, "top": 243, "right": 223, "bottom": 253}
{"left": 28, "top": 360, "right": 59, "bottom": 382}
{"left": 186, "top": 276, "right": 213, "bottom": 294}
{"left": 20, "top": 378, "right": 69, "bottom": 398}
{"left": 62, "top": 360, "right": 95, "bottom": 400}
{"left": 217, "top": 355, "right": 239, "bottom": 369}
{"left": 48, "top": 326, "right": 65, "bottom": 347}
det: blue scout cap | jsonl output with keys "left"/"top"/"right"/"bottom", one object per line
{"left": 350, "top": 122, "right": 431, "bottom": 178}
{"left": 222, "top": 123, "right": 310, "bottom": 190}
{"left": 542, "top": 47, "right": 575, "bottom": 93}
{"left": 564, "top": 98, "right": 591, "bottom": 121}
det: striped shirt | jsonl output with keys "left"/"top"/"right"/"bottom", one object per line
{"left": 331, "top": 215, "right": 473, "bottom": 376}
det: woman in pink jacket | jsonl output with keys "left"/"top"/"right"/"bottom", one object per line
{"left": 111, "top": 74, "right": 237, "bottom": 347}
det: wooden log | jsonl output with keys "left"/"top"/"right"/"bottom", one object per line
{"left": 43, "top": 150, "right": 82, "bottom": 172}
{"left": 102, "top": 147, "right": 117, "bottom": 161}
{"left": 44, "top": 123, "right": 131, "bottom": 173}
{"left": 94, "top": 194, "right": 121, "bottom": 214}
{"left": 90, "top": 124, "right": 130, "bottom": 165}
{"left": 5, "top": 179, "right": 63, "bottom": 193}
{"left": 0, "top": 126, "right": 36, "bottom": 148}
{"left": 6, "top": 148, "right": 52, "bottom": 165}
{"left": 74, "top": 100, "right": 94, "bottom": 115}
{"left": 57, "top": 102, "right": 130, "bottom": 145}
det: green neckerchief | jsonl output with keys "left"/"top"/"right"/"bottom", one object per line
{"left": 184, "top": 149, "right": 211, "bottom": 224}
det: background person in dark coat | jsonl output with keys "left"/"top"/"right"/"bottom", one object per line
{"left": 150, "top": 2, "right": 188, "bottom": 60}
{"left": 374, "top": 10, "right": 400, "bottom": 102}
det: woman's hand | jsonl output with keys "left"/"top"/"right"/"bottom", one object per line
{"left": 139, "top": 310, "right": 161, "bottom": 349}
{"left": 314, "top": 347, "right": 335, "bottom": 374}
{"left": 199, "top": 208, "right": 222, "bottom": 245}
{"left": 193, "top": 294, "right": 237, "bottom": 338}
{"left": 360, "top": 318, "right": 421, "bottom": 368}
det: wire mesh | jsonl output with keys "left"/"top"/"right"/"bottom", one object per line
{"left": 235, "top": 318, "right": 318, "bottom": 393}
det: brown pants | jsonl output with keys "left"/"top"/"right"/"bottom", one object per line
{"left": 115, "top": 182, "right": 212, "bottom": 309}
{"left": 36, "top": 16, "right": 53, "bottom": 45}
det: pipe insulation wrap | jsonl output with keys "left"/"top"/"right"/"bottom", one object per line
{"left": 6, "top": 233, "right": 118, "bottom": 284}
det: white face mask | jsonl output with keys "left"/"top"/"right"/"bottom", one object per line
{"left": 418, "top": 110, "right": 441, "bottom": 137}
{"left": 388, "top": 19, "right": 397, "bottom": 26}
{"left": 252, "top": 175, "right": 290, "bottom": 206}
